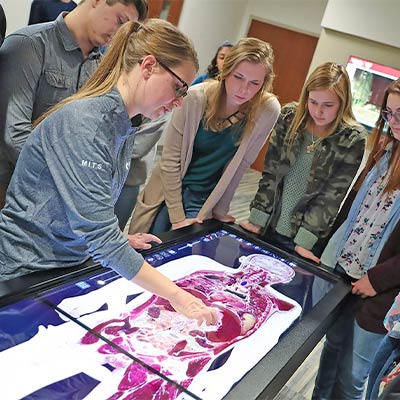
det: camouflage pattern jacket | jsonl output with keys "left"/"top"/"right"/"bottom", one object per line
{"left": 249, "top": 102, "right": 366, "bottom": 250}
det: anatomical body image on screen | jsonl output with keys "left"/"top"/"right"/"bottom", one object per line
{"left": 0, "top": 253, "right": 301, "bottom": 400}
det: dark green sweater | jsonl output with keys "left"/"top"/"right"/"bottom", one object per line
{"left": 183, "top": 120, "right": 240, "bottom": 193}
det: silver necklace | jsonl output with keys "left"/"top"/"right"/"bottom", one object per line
{"left": 306, "top": 125, "right": 324, "bottom": 153}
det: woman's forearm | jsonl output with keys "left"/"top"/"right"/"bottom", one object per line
{"left": 131, "top": 260, "right": 180, "bottom": 300}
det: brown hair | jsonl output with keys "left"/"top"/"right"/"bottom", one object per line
{"left": 79, "top": 0, "right": 148, "bottom": 21}
{"left": 203, "top": 37, "right": 275, "bottom": 140}
{"left": 360, "top": 78, "right": 400, "bottom": 194}
{"left": 287, "top": 62, "right": 361, "bottom": 144}
{"left": 35, "top": 19, "right": 198, "bottom": 126}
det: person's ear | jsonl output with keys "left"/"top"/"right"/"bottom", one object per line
{"left": 140, "top": 55, "right": 157, "bottom": 81}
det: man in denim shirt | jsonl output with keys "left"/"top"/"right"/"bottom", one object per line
{"left": 0, "top": 0, "right": 148, "bottom": 208}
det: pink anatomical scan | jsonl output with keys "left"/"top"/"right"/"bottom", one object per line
{"left": 0, "top": 254, "right": 301, "bottom": 400}
{"left": 79, "top": 254, "right": 301, "bottom": 400}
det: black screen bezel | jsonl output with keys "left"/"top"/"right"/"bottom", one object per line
{"left": 0, "top": 221, "right": 351, "bottom": 399}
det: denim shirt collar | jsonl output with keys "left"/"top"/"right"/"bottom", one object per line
{"left": 108, "top": 87, "right": 137, "bottom": 139}
{"left": 335, "top": 143, "right": 400, "bottom": 269}
{"left": 55, "top": 13, "right": 102, "bottom": 59}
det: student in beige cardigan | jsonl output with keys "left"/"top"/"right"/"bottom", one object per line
{"left": 129, "top": 37, "right": 280, "bottom": 234}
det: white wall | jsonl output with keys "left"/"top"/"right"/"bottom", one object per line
{"left": 322, "top": 0, "right": 399, "bottom": 48}
{"left": 239, "top": 0, "right": 327, "bottom": 38}
{"left": 177, "top": 0, "right": 328, "bottom": 76}
{"left": 2, "top": 0, "right": 31, "bottom": 35}
{"left": 178, "top": 0, "right": 249, "bottom": 75}
{"left": 309, "top": 0, "right": 400, "bottom": 79}
{"left": 310, "top": 28, "right": 400, "bottom": 77}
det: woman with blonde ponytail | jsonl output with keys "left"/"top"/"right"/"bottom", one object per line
{"left": 0, "top": 19, "right": 218, "bottom": 327}
{"left": 129, "top": 37, "right": 280, "bottom": 234}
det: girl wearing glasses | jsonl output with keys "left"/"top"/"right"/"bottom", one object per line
{"left": 239, "top": 62, "right": 366, "bottom": 262}
{"left": 129, "top": 37, "right": 280, "bottom": 234}
{"left": 0, "top": 20, "right": 218, "bottom": 326}
{"left": 312, "top": 78, "right": 400, "bottom": 400}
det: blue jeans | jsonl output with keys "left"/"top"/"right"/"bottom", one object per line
{"left": 312, "top": 296, "right": 384, "bottom": 399}
{"left": 366, "top": 335, "right": 400, "bottom": 399}
{"left": 114, "top": 184, "right": 140, "bottom": 231}
{"left": 150, "top": 187, "right": 209, "bottom": 235}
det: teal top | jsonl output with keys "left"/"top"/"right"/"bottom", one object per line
{"left": 275, "top": 131, "right": 314, "bottom": 237}
{"left": 183, "top": 119, "right": 241, "bottom": 193}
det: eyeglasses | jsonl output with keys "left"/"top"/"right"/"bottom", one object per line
{"left": 381, "top": 109, "right": 400, "bottom": 123}
{"left": 156, "top": 58, "right": 189, "bottom": 98}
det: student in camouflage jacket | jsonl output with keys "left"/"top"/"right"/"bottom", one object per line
{"left": 240, "top": 62, "right": 366, "bottom": 263}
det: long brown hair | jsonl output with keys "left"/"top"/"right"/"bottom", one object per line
{"left": 360, "top": 78, "right": 400, "bottom": 194}
{"left": 203, "top": 37, "right": 275, "bottom": 140}
{"left": 34, "top": 19, "right": 198, "bottom": 126}
{"left": 287, "top": 62, "right": 361, "bottom": 144}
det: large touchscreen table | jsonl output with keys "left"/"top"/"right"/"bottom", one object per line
{"left": 0, "top": 223, "right": 349, "bottom": 400}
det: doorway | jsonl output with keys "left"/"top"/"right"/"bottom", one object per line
{"left": 248, "top": 20, "right": 318, "bottom": 171}
{"left": 147, "top": 0, "right": 184, "bottom": 25}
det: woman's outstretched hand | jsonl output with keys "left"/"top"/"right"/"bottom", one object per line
{"left": 295, "top": 245, "right": 321, "bottom": 264}
{"left": 239, "top": 220, "right": 261, "bottom": 234}
{"left": 169, "top": 289, "right": 218, "bottom": 326}
{"left": 172, "top": 217, "right": 203, "bottom": 230}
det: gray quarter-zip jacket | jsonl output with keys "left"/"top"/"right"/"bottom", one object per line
{"left": 0, "top": 87, "right": 144, "bottom": 281}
